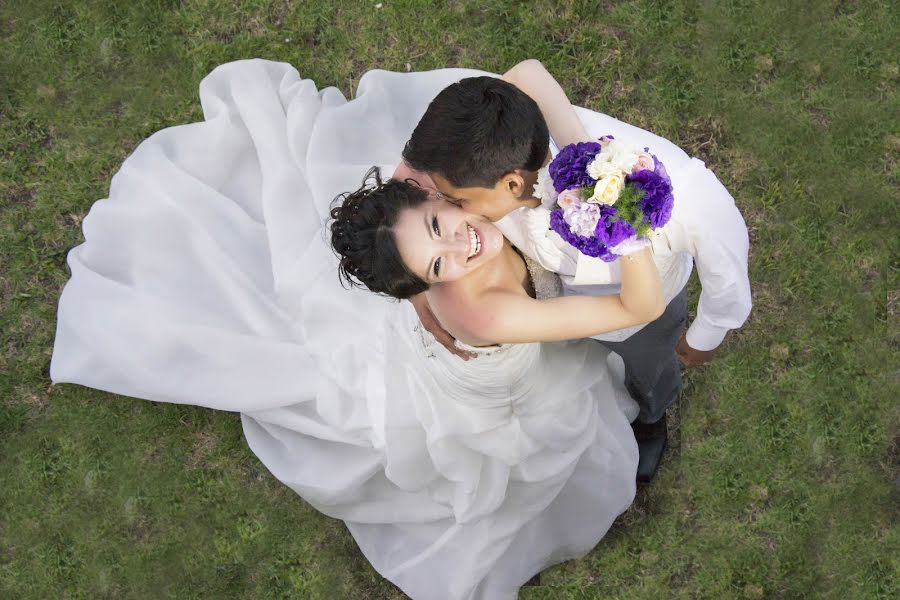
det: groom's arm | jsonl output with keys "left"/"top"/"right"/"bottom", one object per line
{"left": 664, "top": 168, "right": 752, "bottom": 365}
{"left": 409, "top": 293, "right": 477, "bottom": 361}
{"left": 502, "top": 60, "right": 589, "bottom": 148}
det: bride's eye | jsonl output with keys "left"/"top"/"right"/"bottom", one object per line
{"left": 433, "top": 257, "right": 441, "bottom": 278}
{"left": 432, "top": 216, "right": 441, "bottom": 236}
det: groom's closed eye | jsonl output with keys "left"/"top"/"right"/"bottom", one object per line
{"left": 443, "top": 195, "right": 463, "bottom": 207}
{"left": 457, "top": 198, "right": 478, "bottom": 214}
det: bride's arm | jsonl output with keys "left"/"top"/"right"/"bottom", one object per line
{"left": 502, "top": 59, "right": 588, "bottom": 149}
{"left": 452, "top": 248, "right": 665, "bottom": 345}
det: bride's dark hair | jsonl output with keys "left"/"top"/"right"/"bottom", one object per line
{"left": 329, "top": 167, "right": 431, "bottom": 300}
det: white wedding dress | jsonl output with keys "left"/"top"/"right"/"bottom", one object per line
{"left": 50, "top": 60, "right": 639, "bottom": 600}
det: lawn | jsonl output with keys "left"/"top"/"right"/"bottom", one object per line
{"left": 1, "top": 0, "right": 897, "bottom": 598}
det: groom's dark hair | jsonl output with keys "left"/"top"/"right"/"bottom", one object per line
{"left": 402, "top": 76, "right": 549, "bottom": 189}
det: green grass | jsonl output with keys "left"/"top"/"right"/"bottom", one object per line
{"left": 1, "top": 0, "right": 897, "bottom": 598}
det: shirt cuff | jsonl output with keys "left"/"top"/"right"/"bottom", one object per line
{"left": 685, "top": 320, "right": 729, "bottom": 352}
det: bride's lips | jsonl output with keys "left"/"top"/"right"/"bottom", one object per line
{"left": 466, "top": 222, "right": 484, "bottom": 262}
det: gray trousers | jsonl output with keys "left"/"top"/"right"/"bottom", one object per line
{"left": 599, "top": 285, "right": 688, "bottom": 424}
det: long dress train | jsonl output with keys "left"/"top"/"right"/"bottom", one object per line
{"left": 50, "top": 60, "right": 641, "bottom": 599}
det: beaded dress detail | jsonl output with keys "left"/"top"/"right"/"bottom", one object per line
{"left": 522, "top": 252, "right": 564, "bottom": 301}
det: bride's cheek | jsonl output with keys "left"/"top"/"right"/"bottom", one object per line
{"left": 488, "top": 229, "right": 503, "bottom": 254}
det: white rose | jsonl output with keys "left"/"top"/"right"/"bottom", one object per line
{"left": 532, "top": 167, "right": 558, "bottom": 207}
{"left": 588, "top": 173, "right": 625, "bottom": 205}
{"left": 603, "top": 140, "right": 640, "bottom": 173}
{"left": 586, "top": 156, "right": 623, "bottom": 181}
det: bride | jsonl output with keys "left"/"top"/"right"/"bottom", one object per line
{"left": 331, "top": 172, "right": 663, "bottom": 345}
{"left": 50, "top": 58, "right": 661, "bottom": 599}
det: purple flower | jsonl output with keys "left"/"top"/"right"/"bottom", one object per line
{"left": 548, "top": 142, "right": 601, "bottom": 192}
{"left": 595, "top": 205, "right": 636, "bottom": 248}
{"left": 626, "top": 158, "right": 674, "bottom": 228}
{"left": 651, "top": 154, "right": 671, "bottom": 184}
{"left": 562, "top": 203, "right": 601, "bottom": 237}
{"left": 549, "top": 206, "right": 635, "bottom": 262}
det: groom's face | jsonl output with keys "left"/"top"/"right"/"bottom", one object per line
{"left": 431, "top": 170, "right": 540, "bottom": 222}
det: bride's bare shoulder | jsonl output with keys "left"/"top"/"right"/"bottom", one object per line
{"left": 427, "top": 283, "right": 506, "bottom": 347}
{"left": 427, "top": 245, "right": 532, "bottom": 345}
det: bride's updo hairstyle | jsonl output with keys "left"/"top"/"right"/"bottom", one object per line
{"left": 403, "top": 76, "right": 549, "bottom": 189}
{"left": 330, "top": 167, "right": 430, "bottom": 300}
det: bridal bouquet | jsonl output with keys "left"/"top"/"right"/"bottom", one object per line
{"left": 533, "top": 136, "right": 674, "bottom": 262}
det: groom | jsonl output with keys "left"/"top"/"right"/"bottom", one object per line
{"left": 400, "top": 60, "right": 751, "bottom": 483}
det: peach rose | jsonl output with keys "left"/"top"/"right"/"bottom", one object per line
{"left": 557, "top": 188, "right": 583, "bottom": 208}
{"left": 632, "top": 152, "right": 654, "bottom": 173}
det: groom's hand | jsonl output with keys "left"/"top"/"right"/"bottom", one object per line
{"left": 676, "top": 333, "right": 716, "bottom": 367}
{"left": 409, "top": 293, "right": 477, "bottom": 361}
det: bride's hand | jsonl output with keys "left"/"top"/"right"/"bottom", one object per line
{"left": 409, "top": 293, "right": 477, "bottom": 361}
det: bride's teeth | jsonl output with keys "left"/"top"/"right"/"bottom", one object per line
{"left": 466, "top": 224, "right": 480, "bottom": 259}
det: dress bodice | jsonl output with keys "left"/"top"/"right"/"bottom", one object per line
{"left": 408, "top": 257, "right": 564, "bottom": 408}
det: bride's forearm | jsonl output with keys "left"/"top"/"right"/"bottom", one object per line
{"left": 502, "top": 59, "right": 589, "bottom": 148}
{"left": 617, "top": 248, "right": 665, "bottom": 323}
{"left": 459, "top": 251, "right": 663, "bottom": 345}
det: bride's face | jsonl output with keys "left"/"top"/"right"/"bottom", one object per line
{"left": 393, "top": 194, "right": 504, "bottom": 284}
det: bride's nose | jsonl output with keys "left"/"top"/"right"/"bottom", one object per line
{"left": 448, "top": 224, "right": 469, "bottom": 255}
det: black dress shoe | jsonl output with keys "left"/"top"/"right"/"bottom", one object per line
{"left": 631, "top": 414, "right": 667, "bottom": 484}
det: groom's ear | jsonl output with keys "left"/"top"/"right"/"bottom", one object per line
{"left": 500, "top": 171, "right": 528, "bottom": 200}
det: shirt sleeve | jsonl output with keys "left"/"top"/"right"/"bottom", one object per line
{"left": 663, "top": 159, "right": 752, "bottom": 351}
